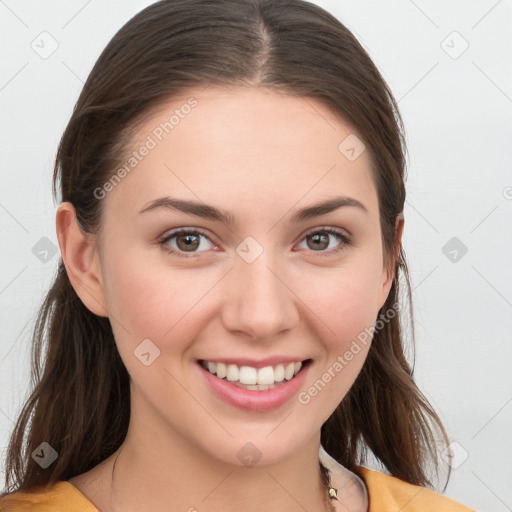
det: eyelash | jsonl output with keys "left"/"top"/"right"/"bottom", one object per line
{"left": 158, "top": 227, "right": 352, "bottom": 258}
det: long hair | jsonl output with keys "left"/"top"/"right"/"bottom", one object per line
{"left": 1, "top": 0, "right": 450, "bottom": 496}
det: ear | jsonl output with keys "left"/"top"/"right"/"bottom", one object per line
{"left": 55, "top": 202, "right": 108, "bottom": 317}
{"left": 377, "top": 213, "right": 404, "bottom": 310}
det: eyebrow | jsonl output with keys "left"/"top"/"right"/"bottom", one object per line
{"left": 138, "top": 195, "right": 368, "bottom": 226}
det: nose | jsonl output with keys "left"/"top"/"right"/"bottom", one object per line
{"left": 220, "top": 249, "right": 298, "bottom": 340}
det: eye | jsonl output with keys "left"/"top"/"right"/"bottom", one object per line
{"left": 295, "top": 227, "right": 351, "bottom": 256}
{"left": 159, "top": 228, "right": 215, "bottom": 258}
{"left": 159, "top": 226, "right": 352, "bottom": 258}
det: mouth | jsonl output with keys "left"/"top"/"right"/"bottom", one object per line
{"left": 197, "top": 358, "right": 312, "bottom": 391}
{"left": 196, "top": 358, "right": 313, "bottom": 412}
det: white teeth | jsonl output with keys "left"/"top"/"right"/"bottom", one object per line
{"left": 284, "top": 362, "right": 295, "bottom": 380}
{"left": 216, "top": 362, "right": 227, "bottom": 379}
{"left": 226, "top": 364, "right": 239, "bottom": 382}
{"left": 201, "top": 359, "right": 304, "bottom": 385}
{"left": 239, "top": 366, "right": 257, "bottom": 385}
{"left": 274, "top": 364, "right": 285, "bottom": 382}
{"left": 257, "top": 366, "right": 274, "bottom": 385}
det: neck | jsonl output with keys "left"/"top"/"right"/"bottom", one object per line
{"left": 94, "top": 393, "right": 331, "bottom": 512}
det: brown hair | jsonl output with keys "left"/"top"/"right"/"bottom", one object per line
{"left": 1, "top": 0, "right": 450, "bottom": 498}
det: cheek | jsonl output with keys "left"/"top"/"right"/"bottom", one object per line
{"left": 102, "top": 247, "right": 217, "bottom": 360}
{"left": 296, "top": 272, "right": 378, "bottom": 418}
{"left": 298, "top": 262, "right": 382, "bottom": 345}
{"left": 101, "top": 253, "right": 206, "bottom": 409}
{"left": 336, "top": 277, "right": 380, "bottom": 339}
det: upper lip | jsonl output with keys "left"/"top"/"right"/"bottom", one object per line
{"left": 198, "top": 357, "right": 311, "bottom": 369}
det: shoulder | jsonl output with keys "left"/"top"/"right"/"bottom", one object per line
{"left": 0, "top": 481, "right": 97, "bottom": 512}
{"left": 354, "top": 467, "right": 475, "bottom": 512}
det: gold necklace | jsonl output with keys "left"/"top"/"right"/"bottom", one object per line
{"left": 321, "top": 460, "right": 340, "bottom": 511}
{"left": 328, "top": 486, "right": 339, "bottom": 500}
{"left": 327, "top": 487, "right": 340, "bottom": 512}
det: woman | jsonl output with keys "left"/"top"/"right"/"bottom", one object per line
{"left": 0, "top": 0, "right": 474, "bottom": 510}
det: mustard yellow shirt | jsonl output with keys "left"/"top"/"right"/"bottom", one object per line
{"left": 0, "top": 467, "right": 475, "bottom": 511}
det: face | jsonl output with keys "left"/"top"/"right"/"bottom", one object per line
{"left": 60, "top": 86, "right": 399, "bottom": 468}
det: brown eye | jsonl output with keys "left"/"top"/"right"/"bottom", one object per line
{"left": 306, "top": 232, "right": 330, "bottom": 251}
{"left": 297, "top": 228, "right": 351, "bottom": 255}
{"left": 160, "top": 229, "right": 214, "bottom": 257}
{"left": 176, "top": 232, "right": 201, "bottom": 251}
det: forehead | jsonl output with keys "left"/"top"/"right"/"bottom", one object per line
{"left": 102, "top": 86, "right": 379, "bottom": 224}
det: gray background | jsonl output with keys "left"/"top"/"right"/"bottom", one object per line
{"left": 1, "top": 1, "right": 511, "bottom": 510}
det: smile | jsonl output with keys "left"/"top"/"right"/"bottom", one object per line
{"left": 197, "top": 358, "right": 312, "bottom": 412}
{"left": 199, "top": 360, "right": 305, "bottom": 390}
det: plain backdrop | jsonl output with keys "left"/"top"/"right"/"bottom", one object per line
{"left": 1, "top": 1, "right": 511, "bottom": 510}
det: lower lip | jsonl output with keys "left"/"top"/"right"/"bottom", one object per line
{"left": 197, "top": 360, "right": 311, "bottom": 413}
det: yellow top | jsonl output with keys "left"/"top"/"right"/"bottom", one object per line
{"left": 0, "top": 467, "right": 475, "bottom": 511}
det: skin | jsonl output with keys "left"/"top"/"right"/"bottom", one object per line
{"left": 57, "top": 86, "right": 404, "bottom": 512}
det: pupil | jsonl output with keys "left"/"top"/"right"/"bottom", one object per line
{"left": 310, "top": 233, "right": 327, "bottom": 250}
{"left": 180, "top": 234, "right": 199, "bottom": 250}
